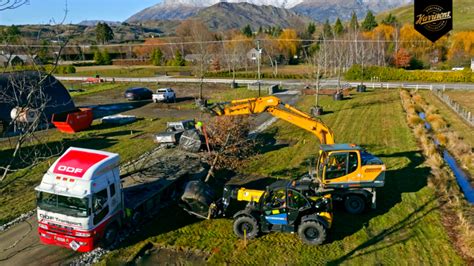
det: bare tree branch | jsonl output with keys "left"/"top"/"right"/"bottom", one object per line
{"left": 0, "top": 0, "right": 28, "bottom": 11}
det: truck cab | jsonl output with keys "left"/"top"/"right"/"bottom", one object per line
{"left": 153, "top": 88, "right": 176, "bottom": 103}
{"left": 35, "top": 147, "right": 122, "bottom": 252}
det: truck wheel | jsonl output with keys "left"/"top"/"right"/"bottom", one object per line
{"left": 0, "top": 120, "right": 5, "bottom": 135}
{"left": 344, "top": 195, "right": 366, "bottom": 214}
{"left": 102, "top": 223, "right": 118, "bottom": 247}
{"left": 298, "top": 221, "right": 326, "bottom": 245}
{"left": 233, "top": 216, "right": 259, "bottom": 239}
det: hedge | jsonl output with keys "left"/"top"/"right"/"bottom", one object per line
{"left": 345, "top": 65, "right": 474, "bottom": 83}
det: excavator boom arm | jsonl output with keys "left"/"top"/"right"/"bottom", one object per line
{"left": 207, "top": 96, "right": 335, "bottom": 145}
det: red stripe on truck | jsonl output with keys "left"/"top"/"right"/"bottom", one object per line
{"left": 53, "top": 150, "right": 108, "bottom": 178}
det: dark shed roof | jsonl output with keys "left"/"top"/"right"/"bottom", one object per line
{"left": 0, "top": 71, "right": 75, "bottom": 123}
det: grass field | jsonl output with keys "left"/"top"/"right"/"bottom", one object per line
{"left": 419, "top": 91, "right": 474, "bottom": 147}
{"left": 70, "top": 65, "right": 193, "bottom": 78}
{"left": 64, "top": 65, "right": 314, "bottom": 79}
{"left": 444, "top": 90, "right": 474, "bottom": 112}
{"left": 100, "top": 89, "right": 463, "bottom": 264}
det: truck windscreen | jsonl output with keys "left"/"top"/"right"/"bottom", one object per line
{"left": 37, "top": 191, "right": 90, "bottom": 218}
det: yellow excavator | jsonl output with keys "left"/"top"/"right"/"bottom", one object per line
{"left": 206, "top": 96, "right": 386, "bottom": 214}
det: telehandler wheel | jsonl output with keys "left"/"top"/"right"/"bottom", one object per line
{"left": 298, "top": 221, "right": 326, "bottom": 245}
{"left": 102, "top": 223, "right": 119, "bottom": 248}
{"left": 233, "top": 216, "right": 259, "bottom": 239}
{"left": 344, "top": 195, "right": 366, "bottom": 214}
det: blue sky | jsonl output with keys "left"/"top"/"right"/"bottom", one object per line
{"left": 0, "top": 0, "right": 159, "bottom": 25}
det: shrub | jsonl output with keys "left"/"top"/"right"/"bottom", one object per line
{"left": 345, "top": 65, "right": 474, "bottom": 82}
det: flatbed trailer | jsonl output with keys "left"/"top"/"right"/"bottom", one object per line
{"left": 35, "top": 147, "right": 206, "bottom": 252}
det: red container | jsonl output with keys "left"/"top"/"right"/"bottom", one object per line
{"left": 52, "top": 108, "right": 93, "bottom": 133}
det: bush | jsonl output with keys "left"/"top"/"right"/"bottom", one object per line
{"left": 345, "top": 65, "right": 474, "bottom": 82}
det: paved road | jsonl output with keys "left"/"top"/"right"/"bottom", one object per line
{"left": 0, "top": 215, "right": 76, "bottom": 265}
{"left": 56, "top": 76, "right": 474, "bottom": 90}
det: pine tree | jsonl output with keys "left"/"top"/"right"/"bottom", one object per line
{"left": 150, "top": 48, "right": 163, "bottom": 66}
{"left": 361, "top": 10, "right": 378, "bottom": 31}
{"left": 94, "top": 50, "right": 104, "bottom": 65}
{"left": 102, "top": 49, "right": 111, "bottom": 65}
{"left": 242, "top": 25, "right": 253, "bottom": 38}
{"left": 173, "top": 50, "right": 185, "bottom": 66}
{"left": 307, "top": 22, "right": 316, "bottom": 36}
{"left": 322, "top": 19, "right": 333, "bottom": 39}
{"left": 382, "top": 13, "right": 398, "bottom": 26}
{"left": 334, "top": 18, "right": 344, "bottom": 36}
{"left": 349, "top": 11, "right": 359, "bottom": 31}
{"left": 96, "top": 22, "right": 114, "bottom": 44}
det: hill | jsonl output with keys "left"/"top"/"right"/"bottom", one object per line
{"left": 127, "top": 0, "right": 413, "bottom": 24}
{"left": 196, "top": 2, "right": 312, "bottom": 32}
{"left": 376, "top": 0, "right": 474, "bottom": 31}
{"left": 292, "top": 0, "right": 412, "bottom": 22}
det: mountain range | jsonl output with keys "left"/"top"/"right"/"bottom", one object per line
{"left": 126, "top": 0, "right": 413, "bottom": 23}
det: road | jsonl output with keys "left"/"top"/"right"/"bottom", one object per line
{"left": 55, "top": 76, "right": 474, "bottom": 90}
{"left": 0, "top": 216, "right": 76, "bottom": 265}
{"left": 0, "top": 90, "right": 299, "bottom": 265}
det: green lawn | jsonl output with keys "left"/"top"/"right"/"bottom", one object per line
{"left": 100, "top": 89, "right": 463, "bottom": 264}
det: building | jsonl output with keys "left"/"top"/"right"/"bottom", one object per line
{"left": 0, "top": 71, "right": 76, "bottom": 133}
{"left": 247, "top": 48, "right": 259, "bottom": 61}
{"left": 0, "top": 54, "right": 40, "bottom": 66}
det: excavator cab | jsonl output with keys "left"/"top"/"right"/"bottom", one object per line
{"left": 316, "top": 144, "right": 385, "bottom": 189}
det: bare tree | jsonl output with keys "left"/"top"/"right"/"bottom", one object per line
{"left": 203, "top": 116, "right": 257, "bottom": 182}
{"left": 176, "top": 20, "right": 214, "bottom": 101}
{"left": 0, "top": 3, "right": 75, "bottom": 181}
{"left": 0, "top": 0, "right": 28, "bottom": 11}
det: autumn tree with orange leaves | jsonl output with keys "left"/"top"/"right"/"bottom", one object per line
{"left": 393, "top": 48, "right": 411, "bottom": 68}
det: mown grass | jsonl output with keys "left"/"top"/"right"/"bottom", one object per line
{"left": 0, "top": 118, "right": 172, "bottom": 225}
{"left": 100, "top": 89, "right": 463, "bottom": 264}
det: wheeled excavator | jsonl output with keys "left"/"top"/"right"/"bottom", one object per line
{"left": 179, "top": 96, "right": 385, "bottom": 244}
{"left": 202, "top": 96, "right": 386, "bottom": 214}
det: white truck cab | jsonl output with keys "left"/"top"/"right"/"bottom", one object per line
{"left": 35, "top": 147, "right": 122, "bottom": 252}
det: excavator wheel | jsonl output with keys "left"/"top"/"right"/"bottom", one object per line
{"left": 344, "top": 195, "right": 366, "bottom": 214}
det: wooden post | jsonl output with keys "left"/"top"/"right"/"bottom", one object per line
{"left": 244, "top": 228, "right": 247, "bottom": 247}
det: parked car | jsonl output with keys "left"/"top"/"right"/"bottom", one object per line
{"left": 153, "top": 88, "right": 176, "bottom": 103}
{"left": 124, "top": 87, "right": 153, "bottom": 101}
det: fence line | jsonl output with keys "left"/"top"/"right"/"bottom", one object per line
{"left": 432, "top": 89, "right": 473, "bottom": 127}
